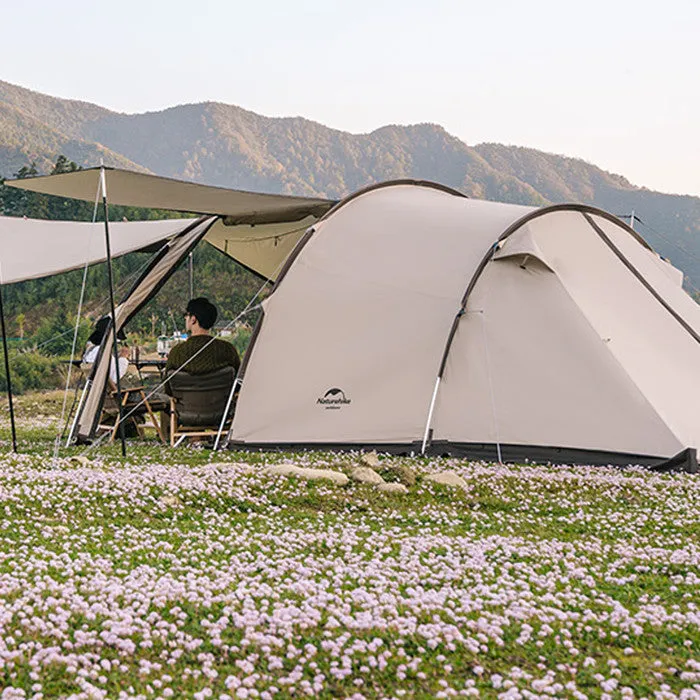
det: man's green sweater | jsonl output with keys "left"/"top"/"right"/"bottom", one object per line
{"left": 165, "top": 335, "right": 240, "bottom": 376}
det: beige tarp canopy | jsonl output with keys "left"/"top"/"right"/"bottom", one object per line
{"left": 4, "top": 168, "right": 335, "bottom": 441}
{"left": 6, "top": 167, "right": 335, "bottom": 280}
{"left": 0, "top": 215, "right": 198, "bottom": 284}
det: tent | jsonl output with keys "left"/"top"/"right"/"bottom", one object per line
{"left": 6, "top": 172, "right": 699, "bottom": 470}
{"left": 227, "top": 182, "right": 700, "bottom": 470}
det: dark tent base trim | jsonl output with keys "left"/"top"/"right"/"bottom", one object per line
{"left": 227, "top": 440, "right": 698, "bottom": 473}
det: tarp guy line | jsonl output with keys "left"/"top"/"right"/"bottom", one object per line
{"left": 55, "top": 182, "right": 103, "bottom": 457}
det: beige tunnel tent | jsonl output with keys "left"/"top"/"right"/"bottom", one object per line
{"left": 6, "top": 172, "right": 699, "bottom": 470}
{"left": 229, "top": 182, "right": 700, "bottom": 470}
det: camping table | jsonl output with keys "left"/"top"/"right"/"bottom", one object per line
{"left": 134, "top": 359, "right": 168, "bottom": 382}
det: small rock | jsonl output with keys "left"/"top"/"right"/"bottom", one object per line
{"left": 68, "top": 456, "right": 92, "bottom": 467}
{"left": 377, "top": 482, "right": 408, "bottom": 495}
{"left": 207, "top": 462, "right": 253, "bottom": 473}
{"left": 383, "top": 464, "right": 417, "bottom": 486}
{"left": 424, "top": 471, "right": 468, "bottom": 490}
{"left": 160, "top": 495, "right": 181, "bottom": 507}
{"left": 360, "top": 451, "right": 380, "bottom": 468}
{"left": 263, "top": 465, "right": 349, "bottom": 486}
{"left": 350, "top": 467, "right": 385, "bottom": 485}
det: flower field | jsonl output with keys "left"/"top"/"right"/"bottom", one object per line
{"left": 0, "top": 402, "right": 698, "bottom": 698}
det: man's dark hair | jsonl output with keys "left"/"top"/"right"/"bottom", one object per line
{"left": 88, "top": 316, "right": 126, "bottom": 345}
{"left": 187, "top": 297, "right": 217, "bottom": 330}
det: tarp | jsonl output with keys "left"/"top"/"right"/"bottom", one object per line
{"left": 0, "top": 215, "right": 197, "bottom": 284}
{"left": 4, "top": 168, "right": 336, "bottom": 281}
{"left": 5, "top": 167, "right": 334, "bottom": 220}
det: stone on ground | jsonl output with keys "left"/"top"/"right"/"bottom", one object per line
{"left": 377, "top": 482, "right": 408, "bottom": 495}
{"left": 160, "top": 495, "right": 182, "bottom": 507}
{"left": 350, "top": 466, "right": 385, "bottom": 485}
{"left": 360, "top": 451, "right": 381, "bottom": 468}
{"left": 424, "top": 470, "right": 469, "bottom": 490}
{"left": 207, "top": 462, "right": 253, "bottom": 473}
{"left": 382, "top": 463, "right": 417, "bottom": 486}
{"left": 69, "top": 456, "right": 93, "bottom": 467}
{"left": 262, "top": 465, "right": 349, "bottom": 486}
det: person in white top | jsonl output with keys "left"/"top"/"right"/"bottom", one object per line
{"left": 82, "top": 317, "right": 130, "bottom": 384}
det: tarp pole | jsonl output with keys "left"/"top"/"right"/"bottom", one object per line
{"left": 100, "top": 168, "right": 127, "bottom": 457}
{"left": 0, "top": 280, "right": 18, "bottom": 453}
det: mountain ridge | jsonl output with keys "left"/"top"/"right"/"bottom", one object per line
{"left": 0, "top": 78, "right": 698, "bottom": 292}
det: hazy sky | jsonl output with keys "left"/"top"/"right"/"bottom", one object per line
{"left": 4, "top": 0, "right": 699, "bottom": 195}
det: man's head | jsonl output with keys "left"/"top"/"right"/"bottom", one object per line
{"left": 88, "top": 316, "right": 126, "bottom": 346}
{"left": 185, "top": 297, "right": 217, "bottom": 332}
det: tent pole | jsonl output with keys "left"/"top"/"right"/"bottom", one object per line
{"left": 189, "top": 251, "right": 194, "bottom": 298}
{"left": 420, "top": 377, "right": 441, "bottom": 455}
{"left": 0, "top": 281, "right": 18, "bottom": 453}
{"left": 100, "top": 168, "right": 127, "bottom": 458}
{"left": 213, "top": 377, "right": 240, "bottom": 451}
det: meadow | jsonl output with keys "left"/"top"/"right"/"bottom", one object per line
{"left": 0, "top": 392, "right": 698, "bottom": 699}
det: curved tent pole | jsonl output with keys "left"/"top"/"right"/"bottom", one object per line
{"left": 419, "top": 202, "right": 699, "bottom": 456}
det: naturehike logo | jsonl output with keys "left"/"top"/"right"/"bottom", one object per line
{"left": 317, "top": 388, "right": 351, "bottom": 410}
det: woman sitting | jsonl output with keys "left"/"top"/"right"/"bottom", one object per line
{"left": 82, "top": 316, "right": 130, "bottom": 384}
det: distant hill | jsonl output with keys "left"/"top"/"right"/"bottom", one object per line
{"left": 0, "top": 78, "right": 698, "bottom": 293}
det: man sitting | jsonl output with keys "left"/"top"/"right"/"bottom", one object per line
{"left": 166, "top": 297, "right": 240, "bottom": 376}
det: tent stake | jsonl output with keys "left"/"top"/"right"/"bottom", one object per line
{"left": 100, "top": 168, "right": 127, "bottom": 458}
{"left": 0, "top": 281, "right": 18, "bottom": 453}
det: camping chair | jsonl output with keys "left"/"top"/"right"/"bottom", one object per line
{"left": 98, "top": 380, "right": 168, "bottom": 444}
{"left": 165, "top": 366, "right": 237, "bottom": 447}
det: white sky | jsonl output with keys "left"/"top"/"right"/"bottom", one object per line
{"left": 3, "top": 0, "right": 699, "bottom": 195}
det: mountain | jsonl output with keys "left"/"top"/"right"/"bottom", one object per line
{"left": 0, "top": 78, "right": 698, "bottom": 294}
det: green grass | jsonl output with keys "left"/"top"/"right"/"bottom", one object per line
{"left": 0, "top": 391, "right": 697, "bottom": 698}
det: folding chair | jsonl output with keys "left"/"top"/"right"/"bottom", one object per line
{"left": 99, "top": 381, "right": 168, "bottom": 444}
{"left": 165, "top": 366, "right": 237, "bottom": 447}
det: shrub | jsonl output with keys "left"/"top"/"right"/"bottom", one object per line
{"left": 0, "top": 351, "right": 62, "bottom": 394}
{"left": 230, "top": 326, "right": 253, "bottom": 358}
{"left": 31, "top": 314, "right": 91, "bottom": 357}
